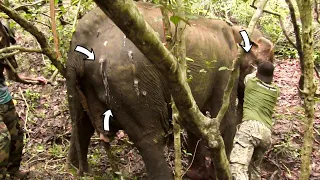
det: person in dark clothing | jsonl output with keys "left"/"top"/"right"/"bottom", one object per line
{"left": 0, "top": 20, "right": 47, "bottom": 179}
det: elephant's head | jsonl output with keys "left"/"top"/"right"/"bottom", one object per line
{"left": 235, "top": 29, "right": 275, "bottom": 117}
{"left": 0, "top": 21, "right": 18, "bottom": 69}
{"left": 231, "top": 25, "right": 274, "bottom": 81}
{"left": 240, "top": 37, "right": 275, "bottom": 83}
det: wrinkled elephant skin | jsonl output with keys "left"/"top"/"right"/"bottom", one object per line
{"left": 66, "top": 2, "right": 274, "bottom": 180}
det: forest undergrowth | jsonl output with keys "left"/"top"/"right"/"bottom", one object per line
{"left": 7, "top": 28, "right": 320, "bottom": 180}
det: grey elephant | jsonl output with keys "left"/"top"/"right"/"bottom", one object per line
{"left": 66, "top": 2, "right": 274, "bottom": 180}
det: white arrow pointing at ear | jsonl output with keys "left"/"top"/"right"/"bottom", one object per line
{"left": 103, "top": 110, "right": 113, "bottom": 131}
{"left": 74, "top": 45, "right": 95, "bottom": 60}
{"left": 239, "top": 30, "right": 252, "bottom": 53}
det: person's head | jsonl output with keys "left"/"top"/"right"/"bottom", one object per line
{"left": 256, "top": 61, "right": 274, "bottom": 84}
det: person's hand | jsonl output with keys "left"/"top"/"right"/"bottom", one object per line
{"left": 35, "top": 76, "right": 47, "bottom": 85}
{"left": 250, "top": 64, "right": 258, "bottom": 74}
{"left": 250, "top": 63, "right": 257, "bottom": 70}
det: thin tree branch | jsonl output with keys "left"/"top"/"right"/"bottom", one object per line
{"left": 250, "top": 0, "right": 297, "bottom": 49}
{"left": 49, "top": 0, "right": 62, "bottom": 84}
{"left": 0, "top": 51, "right": 20, "bottom": 59}
{"left": 72, "top": 0, "right": 82, "bottom": 30}
{"left": 0, "top": 46, "right": 43, "bottom": 61}
{"left": 315, "top": 67, "right": 320, "bottom": 78}
{"left": 182, "top": 139, "right": 201, "bottom": 178}
{"left": 159, "top": 2, "right": 173, "bottom": 47}
{"left": 18, "top": 86, "right": 34, "bottom": 138}
{"left": 14, "top": 0, "right": 47, "bottom": 12}
{"left": 285, "top": 0, "right": 303, "bottom": 59}
{"left": 0, "top": 46, "right": 42, "bottom": 54}
{"left": 172, "top": 0, "right": 185, "bottom": 178}
{"left": 315, "top": 0, "right": 320, "bottom": 24}
{"left": 34, "top": 20, "right": 51, "bottom": 28}
{"left": 0, "top": 3, "right": 66, "bottom": 77}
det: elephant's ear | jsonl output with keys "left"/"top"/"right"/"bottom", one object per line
{"left": 250, "top": 37, "right": 275, "bottom": 64}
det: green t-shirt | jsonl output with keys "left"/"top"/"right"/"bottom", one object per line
{"left": 243, "top": 75, "right": 280, "bottom": 129}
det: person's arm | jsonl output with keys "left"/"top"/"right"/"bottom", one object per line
{"left": 5, "top": 67, "right": 47, "bottom": 85}
{"left": 244, "top": 65, "right": 257, "bottom": 85}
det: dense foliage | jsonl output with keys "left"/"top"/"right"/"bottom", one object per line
{"left": 2, "top": 0, "right": 319, "bottom": 65}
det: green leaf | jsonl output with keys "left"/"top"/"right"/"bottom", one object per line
{"left": 219, "top": 66, "right": 228, "bottom": 71}
{"left": 186, "top": 57, "right": 194, "bottom": 62}
{"left": 183, "top": 149, "right": 193, "bottom": 156}
{"left": 170, "top": 15, "right": 190, "bottom": 26}
{"left": 199, "top": 69, "right": 207, "bottom": 73}
{"left": 170, "top": 16, "right": 180, "bottom": 25}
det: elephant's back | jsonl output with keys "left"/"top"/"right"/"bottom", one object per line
{"left": 183, "top": 18, "right": 238, "bottom": 107}
{"left": 68, "top": 5, "right": 171, "bottom": 116}
{"left": 68, "top": 2, "right": 238, "bottom": 110}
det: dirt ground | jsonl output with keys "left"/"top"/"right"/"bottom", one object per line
{"left": 5, "top": 27, "right": 320, "bottom": 180}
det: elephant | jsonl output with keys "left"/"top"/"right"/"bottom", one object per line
{"left": 66, "top": 2, "right": 274, "bottom": 180}
{"left": 185, "top": 26, "right": 275, "bottom": 179}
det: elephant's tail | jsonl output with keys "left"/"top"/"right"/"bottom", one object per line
{"left": 66, "top": 59, "right": 85, "bottom": 175}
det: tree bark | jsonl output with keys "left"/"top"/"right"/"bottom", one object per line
{"left": 285, "top": 0, "right": 305, "bottom": 91}
{"left": 49, "top": 0, "right": 62, "bottom": 83}
{"left": 172, "top": 0, "right": 185, "bottom": 178}
{"left": 160, "top": 1, "right": 184, "bottom": 179}
{"left": 297, "top": 0, "right": 316, "bottom": 179}
{"left": 0, "top": 46, "right": 42, "bottom": 60}
{"left": 173, "top": 110, "right": 182, "bottom": 180}
{"left": 159, "top": 1, "right": 173, "bottom": 47}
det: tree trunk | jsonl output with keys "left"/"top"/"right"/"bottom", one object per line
{"left": 297, "top": 0, "right": 316, "bottom": 179}
{"left": 173, "top": 111, "right": 182, "bottom": 180}
{"left": 171, "top": 0, "right": 185, "bottom": 178}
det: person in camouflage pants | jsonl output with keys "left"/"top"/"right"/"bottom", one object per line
{"left": 0, "top": 20, "right": 47, "bottom": 179}
{"left": 0, "top": 101, "right": 24, "bottom": 179}
{"left": 230, "top": 61, "right": 280, "bottom": 180}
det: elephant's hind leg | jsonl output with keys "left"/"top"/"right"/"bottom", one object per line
{"left": 116, "top": 109, "right": 173, "bottom": 180}
{"left": 136, "top": 137, "right": 172, "bottom": 180}
{"left": 67, "top": 111, "right": 94, "bottom": 173}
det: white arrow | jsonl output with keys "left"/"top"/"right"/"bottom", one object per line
{"left": 239, "top": 30, "right": 252, "bottom": 53}
{"left": 103, "top": 110, "right": 113, "bottom": 131}
{"left": 74, "top": 45, "right": 95, "bottom": 60}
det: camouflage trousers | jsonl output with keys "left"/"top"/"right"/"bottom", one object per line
{"left": 0, "top": 100, "right": 24, "bottom": 178}
{"left": 229, "top": 120, "right": 271, "bottom": 180}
